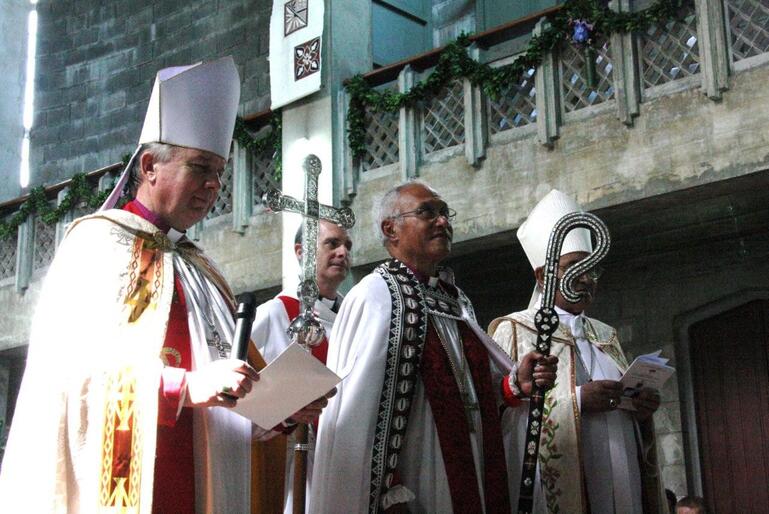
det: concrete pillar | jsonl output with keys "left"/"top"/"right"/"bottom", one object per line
{"left": 534, "top": 19, "right": 561, "bottom": 147}
{"left": 463, "top": 43, "right": 487, "bottom": 167}
{"left": 610, "top": 0, "right": 641, "bottom": 126}
{"left": 55, "top": 187, "right": 74, "bottom": 246}
{"left": 15, "top": 215, "right": 33, "bottom": 293}
{"left": 278, "top": 0, "right": 372, "bottom": 293}
{"left": 232, "top": 140, "right": 253, "bottom": 234}
{"left": 398, "top": 65, "right": 420, "bottom": 180}
{"left": 695, "top": 0, "right": 730, "bottom": 100}
{"left": 335, "top": 88, "right": 356, "bottom": 202}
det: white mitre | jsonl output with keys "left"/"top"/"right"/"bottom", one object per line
{"left": 517, "top": 189, "right": 592, "bottom": 308}
{"left": 101, "top": 56, "right": 241, "bottom": 210}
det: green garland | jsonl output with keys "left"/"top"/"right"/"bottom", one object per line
{"left": 0, "top": 173, "right": 112, "bottom": 241}
{"left": 0, "top": 113, "right": 283, "bottom": 241}
{"left": 345, "top": 0, "right": 687, "bottom": 158}
{"left": 233, "top": 111, "right": 283, "bottom": 182}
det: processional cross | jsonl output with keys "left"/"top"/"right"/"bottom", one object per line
{"left": 263, "top": 154, "right": 355, "bottom": 346}
{"left": 263, "top": 154, "right": 355, "bottom": 514}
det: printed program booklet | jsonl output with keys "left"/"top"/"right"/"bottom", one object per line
{"left": 618, "top": 350, "right": 675, "bottom": 410}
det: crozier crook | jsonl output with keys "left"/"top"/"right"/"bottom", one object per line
{"left": 517, "top": 211, "right": 610, "bottom": 514}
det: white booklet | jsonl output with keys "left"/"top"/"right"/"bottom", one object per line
{"left": 618, "top": 350, "right": 675, "bottom": 410}
{"left": 232, "top": 343, "right": 342, "bottom": 429}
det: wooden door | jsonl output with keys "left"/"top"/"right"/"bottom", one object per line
{"left": 689, "top": 299, "right": 769, "bottom": 514}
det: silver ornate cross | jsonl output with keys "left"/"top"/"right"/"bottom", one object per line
{"left": 263, "top": 154, "right": 355, "bottom": 347}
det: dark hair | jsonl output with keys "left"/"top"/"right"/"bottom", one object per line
{"left": 294, "top": 224, "right": 303, "bottom": 246}
{"left": 665, "top": 489, "right": 677, "bottom": 513}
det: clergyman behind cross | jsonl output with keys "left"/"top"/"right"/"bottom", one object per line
{"left": 263, "top": 154, "right": 355, "bottom": 347}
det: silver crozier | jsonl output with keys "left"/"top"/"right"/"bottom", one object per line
{"left": 517, "top": 211, "right": 610, "bottom": 514}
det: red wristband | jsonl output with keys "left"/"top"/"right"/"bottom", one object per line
{"left": 501, "top": 375, "right": 523, "bottom": 407}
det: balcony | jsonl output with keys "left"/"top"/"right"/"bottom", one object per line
{"left": 342, "top": 0, "right": 769, "bottom": 266}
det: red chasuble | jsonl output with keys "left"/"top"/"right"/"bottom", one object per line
{"left": 123, "top": 200, "right": 195, "bottom": 513}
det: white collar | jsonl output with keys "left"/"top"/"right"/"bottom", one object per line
{"left": 319, "top": 296, "right": 337, "bottom": 309}
{"left": 554, "top": 305, "right": 586, "bottom": 340}
{"left": 167, "top": 227, "right": 186, "bottom": 243}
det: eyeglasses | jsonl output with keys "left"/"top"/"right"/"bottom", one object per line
{"left": 558, "top": 263, "right": 605, "bottom": 282}
{"left": 390, "top": 205, "right": 457, "bottom": 222}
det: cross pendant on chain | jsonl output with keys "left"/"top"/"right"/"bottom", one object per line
{"left": 207, "top": 331, "right": 231, "bottom": 358}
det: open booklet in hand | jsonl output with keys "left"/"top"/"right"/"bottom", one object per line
{"left": 618, "top": 350, "right": 675, "bottom": 411}
{"left": 232, "top": 343, "right": 342, "bottom": 429}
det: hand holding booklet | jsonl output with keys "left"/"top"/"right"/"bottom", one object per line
{"left": 232, "top": 343, "right": 342, "bottom": 429}
{"left": 618, "top": 350, "right": 675, "bottom": 411}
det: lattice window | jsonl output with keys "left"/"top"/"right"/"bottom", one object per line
{"left": 0, "top": 218, "right": 17, "bottom": 281}
{"left": 360, "top": 107, "right": 399, "bottom": 172}
{"left": 640, "top": 4, "right": 700, "bottom": 88}
{"left": 726, "top": 0, "right": 769, "bottom": 62}
{"left": 34, "top": 213, "right": 56, "bottom": 270}
{"left": 207, "top": 160, "right": 234, "bottom": 220}
{"left": 560, "top": 37, "right": 615, "bottom": 113}
{"left": 422, "top": 80, "right": 465, "bottom": 154}
{"left": 253, "top": 149, "right": 280, "bottom": 208}
{"left": 488, "top": 67, "right": 537, "bottom": 134}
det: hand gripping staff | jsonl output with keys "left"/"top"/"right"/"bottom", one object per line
{"left": 517, "top": 211, "right": 610, "bottom": 514}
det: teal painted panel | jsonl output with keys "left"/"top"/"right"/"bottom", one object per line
{"left": 382, "top": 0, "right": 428, "bottom": 19}
{"left": 481, "top": 0, "right": 561, "bottom": 31}
{"left": 372, "top": 2, "right": 429, "bottom": 66}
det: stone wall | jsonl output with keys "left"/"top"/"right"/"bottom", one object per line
{"left": 197, "top": 210, "right": 283, "bottom": 296}
{"left": 0, "top": 0, "right": 30, "bottom": 202}
{"left": 346, "top": 60, "right": 769, "bottom": 267}
{"left": 30, "top": 0, "right": 271, "bottom": 187}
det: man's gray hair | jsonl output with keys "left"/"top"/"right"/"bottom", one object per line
{"left": 375, "top": 179, "right": 439, "bottom": 246}
{"left": 128, "top": 142, "right": 178, "bottom": 195}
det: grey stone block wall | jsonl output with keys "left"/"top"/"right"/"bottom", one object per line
{"left": 30, "top": 0, "right": 272, "bottom": 187}
{"left": 0, "top": 0, "right": 30, "bottom": 202}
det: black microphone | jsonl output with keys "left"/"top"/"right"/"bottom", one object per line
{"left": 231, "top": 292, "right": 257, "bottom": 361}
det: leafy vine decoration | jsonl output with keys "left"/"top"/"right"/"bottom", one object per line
{"left": 0, "top": 113, "right": 282, "bottom": 241}
{"left": 344, "top": 0, "right": 687, "bottom": 158}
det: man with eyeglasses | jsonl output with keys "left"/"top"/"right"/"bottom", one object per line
{"left": 310, "top": 181, "right": 557, "bottom": 513}
{"left": 489, "top": 189, "right": 667, "bottom": 514}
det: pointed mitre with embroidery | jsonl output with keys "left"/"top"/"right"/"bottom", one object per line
{"left": 101, "top": 56, "right": 240, "bottom": 209}
{"left": 517, "top": 189, "right": 592, "bottom": 307}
